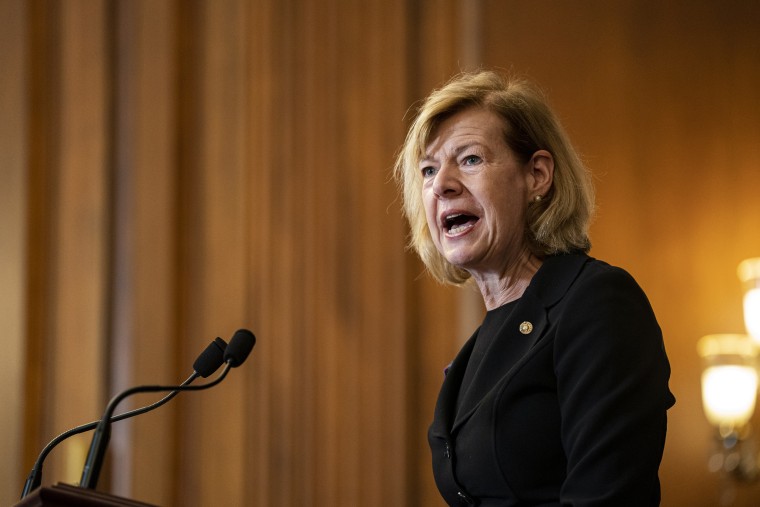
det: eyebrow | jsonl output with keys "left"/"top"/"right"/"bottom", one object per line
{"left": 421, "top": 142, "right": 482, "bottom": 165}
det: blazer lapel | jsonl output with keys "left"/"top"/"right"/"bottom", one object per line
{"left": 429, "top": 333, "right": 477, "bottom": 438}
{"left": 451, "top": 253, "right": 590, "bottom": 433}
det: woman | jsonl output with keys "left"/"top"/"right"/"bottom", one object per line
{"left": 395, "top": 70, "right": 675, "bottom": 506}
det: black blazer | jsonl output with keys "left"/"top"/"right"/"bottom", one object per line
{"left": 429, "top": 253, "right": 675, "bottom": 506}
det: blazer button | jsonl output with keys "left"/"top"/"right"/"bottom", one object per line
{"left": 444, "top": 441, "right": 451, "bottom": 459}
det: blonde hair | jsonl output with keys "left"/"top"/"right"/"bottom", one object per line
{"left": 394, "top": 70, "right": 595, "bottom": 285}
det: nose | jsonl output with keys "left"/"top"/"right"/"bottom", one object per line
{"left": 432, "top": 162, "right": 462, "bottom": 198}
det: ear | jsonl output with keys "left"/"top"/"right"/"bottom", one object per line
{"left": 527, "top": 149, "right": 554, "bottom": 198}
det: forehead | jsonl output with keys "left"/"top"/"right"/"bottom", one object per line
{"left": 424, "top": 106, "right": 506, "bottom": 158}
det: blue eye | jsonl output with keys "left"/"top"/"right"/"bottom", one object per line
{"left": 421, "top": 166, "right": 437, "bottom": 178}
{"left": 462, "top": 155, "right": 481, "bottom": 165}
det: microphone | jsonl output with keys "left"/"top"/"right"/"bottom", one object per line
{"left": 20, "top": 336, "right": 228, "bottom": 499}
{"left": 223, "top": 328, "right": 255, "bottom": 366}
{"left": 79, "top": 329, "right": 256, "bottom": 490}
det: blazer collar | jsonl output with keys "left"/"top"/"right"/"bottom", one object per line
{"left": 430, "top": 252, "right": 590, "bottom": 437}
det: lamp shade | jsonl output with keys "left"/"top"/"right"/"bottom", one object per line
{"left": 697, "top": 334, "right": 759, "bottom": 432}
{"left": 738, "top": 258, "right": 760, "bottom": 344}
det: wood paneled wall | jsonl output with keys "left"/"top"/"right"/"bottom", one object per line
{"left": 6, "top": 0, "right": 438, "bottom": 505}
{"left": 2, "top": 1, "right": 759, "bottom": 506}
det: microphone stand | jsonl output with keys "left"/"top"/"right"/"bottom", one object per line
{"left": 20, "top": 336, "right": 228, "bottom": 499}
{"left": 79, "top": 363, "right": 232, "bottom": 490}
{"left": 20, "top": 372, "right": 199, "bottom": 499}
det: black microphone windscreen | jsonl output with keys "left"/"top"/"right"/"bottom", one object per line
{"left": 193, "top": 337, "right": 228, "bottom": 378}
{"left": 223, "top": 329, "right": 256, "bottom": 367}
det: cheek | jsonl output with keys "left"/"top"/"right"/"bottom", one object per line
{"left": 422, "top": 192, "right": 437, "bottom": 231}
{"left": 482, "top": 189, "right": 528, "bottom": 237}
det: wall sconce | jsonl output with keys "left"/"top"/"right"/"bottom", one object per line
{"left": 698, "top": 258, "right": 760, "bottom": 484}
{"left": 698, "top": 334, "right": 758, "bottom": 435}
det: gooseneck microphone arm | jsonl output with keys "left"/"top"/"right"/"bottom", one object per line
{"left": 79, "top": 329, "right": 256, "bottom": 491}
{"left": 20, "top": 336, "right": 229, "bottom": 500}
{"left": 78, "top": 364, "right": 232, "bottom": 489}
{"left": 20, "top": 372, "right": 197, "bottom": 499}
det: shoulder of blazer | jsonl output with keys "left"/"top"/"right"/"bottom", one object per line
{"left": 527, "top": 251, "right": 592, "bottom": 309}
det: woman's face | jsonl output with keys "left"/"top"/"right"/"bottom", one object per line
{"left": 420, "top": 106, "right": 540, "bottom": 277}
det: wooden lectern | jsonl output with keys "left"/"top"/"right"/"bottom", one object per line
{"left": 14, "top": 483, "right": 159, "bottom": 507}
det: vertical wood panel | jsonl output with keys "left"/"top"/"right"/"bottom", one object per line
{"left": 254, "top": 1, "right": 315, "bottom": 503}
{"left": 109, "top": 0, "right": 179, "bottom": 504}
{"left": 0, "top": 1, "right": 27, "bottom": 504}
{"left": 23, "top": 1, "right": 59, "bottom": 488}
{"left": 22, "top": 0, "right": 112, "bottom": 491}
{"left": 341, "top": 2, "right": 410, "bottom": 504}
{"left": 247, "top": 2, "right": 281, "bottom": 504}
{"left": 174, "top": 1, "right": 251, "bottom": 505}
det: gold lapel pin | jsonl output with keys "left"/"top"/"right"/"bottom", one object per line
{"left": 519, "top": 321, "right": 533, "bottom": 335}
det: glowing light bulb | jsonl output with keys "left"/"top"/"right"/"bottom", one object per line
{"left": 701, "top": 365, "right": 758, "bottom": 429}
{"left": 697, "top": 334, "right": 759, "bottom": 433}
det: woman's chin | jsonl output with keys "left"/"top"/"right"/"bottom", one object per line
{"left": 443, "top": 251, "right": 479, "bottom": 272}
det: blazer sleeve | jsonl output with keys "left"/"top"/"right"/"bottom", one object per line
{"left": 553, "top": 264, "right": 675, "bottom": 506}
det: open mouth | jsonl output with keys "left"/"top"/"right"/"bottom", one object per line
{"left": 444, "top": 213, "right": 479, "bottom": 235}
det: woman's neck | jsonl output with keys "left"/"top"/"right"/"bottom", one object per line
{"left": 470, "top": 251, "right": 543, "bottom": 311}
